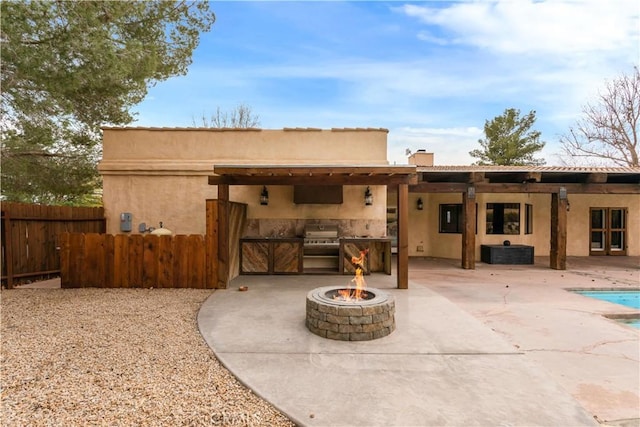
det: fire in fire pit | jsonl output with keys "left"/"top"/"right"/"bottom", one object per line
{"left": 333, "top": 249, "right": 369, "bottom": 302}
{"left": 305, "top": 249, "right": 395, "bottom": 341}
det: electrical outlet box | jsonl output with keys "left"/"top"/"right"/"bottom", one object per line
{"left": 417, "top": 245, "right": 424, "bottom": 252}
{"left": 120, "top": 212, "right": 132, "bottom": 232}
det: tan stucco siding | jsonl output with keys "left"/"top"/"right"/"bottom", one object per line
{"left": 232, "top": 185, "right": 387, "bottom": 220}
{"left": 100, "top": 128, "right": 390, "bottom": 235}
{"left": 101, "top": 128, "right": 388, "bottom": 165}
{"left": 566, "top": 194, "right": 640, "bottom": 256}
{"left": 102, "top": 175, "right": 217, "bottom": 235}
{"left": 406, "top": 192, "right": 639, "bottom": 259}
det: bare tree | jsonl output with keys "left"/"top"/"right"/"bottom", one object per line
{"left": 192, "top": 103, "right": 260, "bottom": 128}
{"left": 560, "top": 67, "right": 639, "bottom": 167}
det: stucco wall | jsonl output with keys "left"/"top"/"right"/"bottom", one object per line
{"left": 403, "top": 192, "right": 639, "bottom": 259}
{"left": 566, "top": 193, "right": 640, "bottom": 256}
{"left": 99, "top": 128, "right": 389, "bottom": 235}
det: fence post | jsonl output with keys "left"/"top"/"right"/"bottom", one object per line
{"left": 2, "top": 211, "right": 14, "bottom": 289}
{"left": 59, "top": 233, "right": 70, "bottom": 288}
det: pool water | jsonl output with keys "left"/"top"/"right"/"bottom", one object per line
{"left": 574, "top": 290, "right": 640, "bottom": 310}
{"left": 573, "top": 290, "right": 640, "bottom": 329}
{"left": 617, "top": 319, "right": 640, "bottom": 328}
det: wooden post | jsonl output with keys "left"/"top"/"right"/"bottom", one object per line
{"left": 550, "top": 192, "right": 568, "bottom": 270}
{"left": 59, "top": 233, "right": 70, "bottom": 288}
{"left": 397, "top": 183, "right": 409, "bottom": 289}
{"left": 2, "top": 211, "right": 14, "bottom": 289}
{"left": 205, "top": 199, "right": 219, "bottom": 289}
{"left": 217, "top": 185, "right": 230, "bottom": 288}
{"left": 461, "top": 187, "right": 476, "bottom": 269}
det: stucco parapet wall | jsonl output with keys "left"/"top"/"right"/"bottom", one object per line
{"left": 101, "top": 128, "right": 389, "bottom": 164}
{"left": 101, "top": 126, "right": 389, "bottom": 132}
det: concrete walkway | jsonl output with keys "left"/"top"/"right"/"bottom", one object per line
{"left": 197, "top": 258, "right": 639, "bottom": 426}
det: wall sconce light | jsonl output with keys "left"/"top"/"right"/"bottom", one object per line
{"left": 467, "top": 186, "right": 476, "bottom": 200}
{"left": 417, "top": 198, "right": 424, "bottom": 210}
{"left": 364, "top": 186, "right": 373, "bottom": 206}
{"left": 260, "top": 186, "right": 269, "bottom": 205}
{"left": 559, "top": 187, "right": 567, "bottom": 200}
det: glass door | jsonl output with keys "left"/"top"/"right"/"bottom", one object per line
{"left": 590, "top": 208, "right": 627, "bottom": 256}
{"left": 590, "top": 208, "right": 606, "bottom": 254}
{"left": 609, "top": 208, "right": 626, "bottom": 254}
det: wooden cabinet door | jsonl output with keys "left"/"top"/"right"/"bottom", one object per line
{"left": 240, "top": 241, "right": 269, "bottom": 274}
{"left": 342, "top": 241, "right": 370, "bottom": 275}
{"left": 273, "top": 241, "right": 302, "bottom": 274}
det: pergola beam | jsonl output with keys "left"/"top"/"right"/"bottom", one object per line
{"left": 410, "top": 182, "right": 640, "bottom": 194}
{"left": 209, "top": 175, "right": 418, "bottom": 186}
{"left": 213, "top": 165, "right": 415, "bottom": 176}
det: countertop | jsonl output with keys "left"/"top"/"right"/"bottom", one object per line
{"left": 340, "top": 237, "right": 392, "bottom": 241}
{"left": 240, "top": 236, "right": 303, "bottom": 241}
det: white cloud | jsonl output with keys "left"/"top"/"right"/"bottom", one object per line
{"left": 400, "top": 0, "right": 639, "bottom": 58}
{"left": 416, "top": 31, "right": 449, "bottom": 45}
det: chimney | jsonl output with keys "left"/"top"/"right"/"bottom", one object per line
{"left": 408, "top": 149, "right": 434, "bottom": 166}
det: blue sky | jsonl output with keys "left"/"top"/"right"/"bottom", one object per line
{"left": 133, "top": 0, "right": 639, "bottom": 165}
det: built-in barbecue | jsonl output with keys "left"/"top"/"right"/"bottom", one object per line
{"left": 303, "top": 224, "right": 340, "bottom": 272}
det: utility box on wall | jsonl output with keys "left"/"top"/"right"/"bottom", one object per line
{"left": 120, "top": 212, "right": 132, "bottom": 232}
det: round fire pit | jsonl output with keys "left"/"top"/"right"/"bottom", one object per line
{"left": 306, "top": 286, "right": 395, "bottom": 341}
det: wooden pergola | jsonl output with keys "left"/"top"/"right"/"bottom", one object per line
{"left": 410, "top": 166, "right": 640, "bottom": 270}
{"left": 209, "top": 165, "right": 418, "bottom": 289}
{"left": 208, "top": 164, "right": 639, "bottom": 289}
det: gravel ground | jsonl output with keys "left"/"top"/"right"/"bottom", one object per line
{"left": 1, "top": 288, "right": 295, "bottom": 427}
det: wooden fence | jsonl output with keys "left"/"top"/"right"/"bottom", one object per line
{"left": 59, "top": 233, "right": 216, "bottom": 289}
{"left": 56, "top": 199, "right": 245, "bottom": 289}
{"left": 1, "top": 203, "right": 105, "bottom": 288}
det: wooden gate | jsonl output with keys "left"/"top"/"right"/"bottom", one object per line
{"left": 1, "top": 203, "right": 105, "bottom": 288}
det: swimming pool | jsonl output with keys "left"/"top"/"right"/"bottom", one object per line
{"left": 616, "top": 318, "right": 640, "bottom": 328}
{"left": 574, "top": 290, "right": 640, "bottom": 310}
{"left": 572, "top": 290, "right": 640, "bottom": 329}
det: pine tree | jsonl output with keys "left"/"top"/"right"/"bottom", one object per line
{"left": 470, "top": 108, "right": 546, "bottom": 166}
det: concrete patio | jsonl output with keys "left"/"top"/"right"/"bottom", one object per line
{"left": 197, "top": 257, "right": 639, "bottom": 427}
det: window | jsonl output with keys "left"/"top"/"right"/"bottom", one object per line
{"left": 525, "top": 204, "right": 533, "bottom": 234}
{"left": 486, "top": 203, "right": 520, "bottom": 235}
{"left": 439, "top": 204, "right": 477, "bottom": 234}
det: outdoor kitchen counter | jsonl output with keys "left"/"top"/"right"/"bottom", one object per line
{"left": 240, "top": 237, "right": 304, "bottom": 275}
{"left": 340, "top": 237, "right": 392, "bottom": 275}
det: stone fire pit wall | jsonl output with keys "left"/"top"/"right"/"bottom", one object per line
{"left": 306, "top": 286, "right": 395, "bottom": 341}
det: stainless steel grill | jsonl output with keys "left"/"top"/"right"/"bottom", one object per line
{"left": 303, "top": 224, "right": 339, "bottom": 271}
{"left": 304, "top": 224, "right": 339, "bottom": 249}
{"left": 304, "top": 224, "right": 339, "bottom": 241}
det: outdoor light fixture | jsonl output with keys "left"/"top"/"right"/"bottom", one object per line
{"left": 260, "top": 186, "right": 269, "bottom": 205}
{"left": 559, "top": 187, "right": 570, "bottom": 211}
{"left": 364, "top": 186, "right": 373, "bottom": 206}
{"left": 467, "top": 186, "right": 476, "bottom": 199}
{"left": 559, "top": 187, "right": 567, "bottom": 200}
{"left": 417, "top": 198, "right": 424, "bottom": 210}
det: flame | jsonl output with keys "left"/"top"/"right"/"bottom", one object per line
{"left": 333, "top": 249, "right": 368, "bottom": 302}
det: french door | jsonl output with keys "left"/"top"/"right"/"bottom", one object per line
{"left": 590, "top": 208, "right": 627, "bottom": 256}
